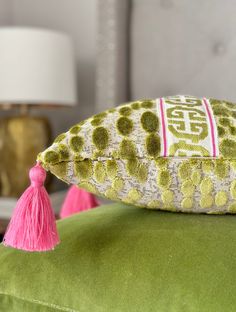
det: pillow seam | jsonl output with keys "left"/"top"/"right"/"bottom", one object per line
{"left": 0, "top": 292, "right": 79, "bottom": 312}
{"left": 45, "top": 157, "right": 235, "bottom": 167}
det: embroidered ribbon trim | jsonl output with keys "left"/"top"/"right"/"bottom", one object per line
{"left": 202, "top": 97, "right": 219, "bottom": 157}
{"left": 156, "top": 95, "right": 219, "bottom": 157}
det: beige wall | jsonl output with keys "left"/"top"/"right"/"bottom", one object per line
{"left": 0, "top": 0, "right": 97, "bottom": 137}
{"left": 0, "top": 0, "right": 12, "bottom": 25}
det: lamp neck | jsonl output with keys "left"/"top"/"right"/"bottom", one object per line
{"left": 19, "top": 104, "right": 29, "bottom": 116}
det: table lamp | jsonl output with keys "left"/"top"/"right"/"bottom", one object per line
{"left": 0, "top": 27, "right": 77, "bottom": 197}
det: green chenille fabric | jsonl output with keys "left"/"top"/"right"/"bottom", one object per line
{"left": 0, "top": 203, "right": 236, "bottom": 311}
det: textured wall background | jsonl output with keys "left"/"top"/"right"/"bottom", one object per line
{"left": 0, "top": 0, "right": 97, "bottom": 138}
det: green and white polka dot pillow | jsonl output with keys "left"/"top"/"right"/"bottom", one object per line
{"left": 39, "top": 95, "right": 236, "bottom": 214}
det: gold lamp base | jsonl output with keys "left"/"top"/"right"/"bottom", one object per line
{"left": 0, "top": 116, "right": 51, "bottom": 197}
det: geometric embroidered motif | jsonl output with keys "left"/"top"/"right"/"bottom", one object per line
{"left": 156, "top": 95, "right": 219, "bottom": 157}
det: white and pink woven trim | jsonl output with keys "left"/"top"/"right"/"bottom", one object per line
{"left": 202, "top": 97, "right": 219, "bottom": 157}
{"left": 156, "top": 96, "right": 219, "bottom": 157}
{"left": 159, "top": 97, "right": 168, "bottom": 157}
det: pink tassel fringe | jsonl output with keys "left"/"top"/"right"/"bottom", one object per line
{"left": 3, "top": 163, "right": 59, "bottom": 252}
{"left": 60, "top": 185, "right": 99, "bottom": 219}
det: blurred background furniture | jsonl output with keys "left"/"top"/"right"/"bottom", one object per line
{"left": 0, "top": 0, "right": 96, "bottom": 199}
{"left": 0, "top": 27, "right": 77, "bottom": 197}
{"left": 96, "top": 0, "right": 236, "bottom": 110}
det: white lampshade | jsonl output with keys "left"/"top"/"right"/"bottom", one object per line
{"left": 0, "top": 27, "right": 77, "bottom": 106}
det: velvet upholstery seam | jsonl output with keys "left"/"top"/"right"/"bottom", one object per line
{"left": 0, "top": 292, "right": 79, "bottom": 312}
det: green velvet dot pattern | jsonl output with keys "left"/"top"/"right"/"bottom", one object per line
{"left": 39, "top": 96, "right": 236, "bottom": 214}
{"left": 70, "top": 136, "right": 84, "bottom": 153}
{"left": 92, "top": 127, "right": 109, "bottom": 150}
{"left": 75, "top": 160, "right": 93, "bottom": 180}
{"left": 58, "top": 144, "right": 70, "bottom": 161}
{"left": 116, "top": 117, "right": 133, "bottom": 136}
{"left": 54, "top": 133, "right": 66, "bottom": 143}
{"left": 119, "top": 139, "right": 137, "bottom": 159}
{"left": 131, "top": 102, "right": 140, "bottom": 110}
{"left": 141, "top": 111, "right": 159, "bottom": 133}
{"left": 69, "top": 125, "right": 81, "bottom": 135}
{"left": 119, "top": 106, "right": 132, "bottom": 116}
{"left": 44, "top": 151, "right": 59, "bottom": 164}
{"left": 94, "top": 161, "right": 106, "bottom": 183}
{"left": 146, "top": 134, "right": 160, "bottom": 157}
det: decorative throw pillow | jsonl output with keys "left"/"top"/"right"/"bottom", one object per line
{"left": 38, "top": 95, "right": 236, "bottom": 214}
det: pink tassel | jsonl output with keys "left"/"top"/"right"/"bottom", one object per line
{"left": 3, "top": 162, "right": 59, "bottom": 252}
{"left": 60, "top": 185, "right": 99, "bottom": 219}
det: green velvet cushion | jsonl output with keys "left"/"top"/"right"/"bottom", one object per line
{"left": 0, "top": 203, "right": 236, "bottom": 311}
